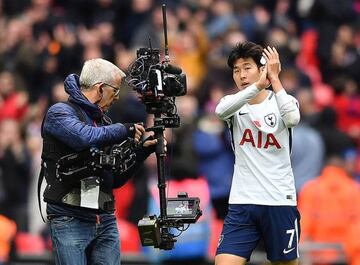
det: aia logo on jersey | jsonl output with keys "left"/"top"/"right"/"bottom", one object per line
{"left": 240, "top": 129, "right": 281, "bottom": 149}
{"left": 264, "top": 113, "right": 276, "bottom": 127}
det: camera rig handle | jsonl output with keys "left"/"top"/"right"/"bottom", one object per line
{"left": 145, "top": 115, "right": 168, "bottom": 221}
{"left": 144, "top": 114, "right": 177, "bottom": 250}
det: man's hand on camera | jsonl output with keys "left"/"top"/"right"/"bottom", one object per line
{"left": 142, "top": 135, "right": 167, "bottom": 152}
{"left": 134, "top": 124, "right": 145, "bottom": 143}
{"left": 124, "top": 123, "right": 145, "bottom": 143}
{"left": 143, "top": 137, "right": 157, "bottom": 147}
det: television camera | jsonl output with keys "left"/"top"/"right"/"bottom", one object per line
{"left": 126, "top": 4, "right": 202, "bottom": 250}
{"left": 55, "top": 139, "right": 137, "bottom": 180}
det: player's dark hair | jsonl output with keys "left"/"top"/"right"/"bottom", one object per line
{"left": 227, "top": 41, "right": 263, "bottom": 69}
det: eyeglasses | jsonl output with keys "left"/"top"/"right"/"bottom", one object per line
{"left": 102, "top": 83, "right": 121, "bottom": 97}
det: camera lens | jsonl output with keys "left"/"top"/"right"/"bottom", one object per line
{"left": 163, "top": 73, "right": 187, "bottom": 97}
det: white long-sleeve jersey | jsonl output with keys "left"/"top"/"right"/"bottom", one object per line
{"left": 215, "top": 84, "right": 300, "bottom": 206}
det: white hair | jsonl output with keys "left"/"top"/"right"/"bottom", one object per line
{"left": 79, "top": 58, "right": 126, "bottom": 89}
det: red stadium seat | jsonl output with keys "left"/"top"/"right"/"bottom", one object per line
{"left": 15, "top": 232, "right": 46, "bottom": 255}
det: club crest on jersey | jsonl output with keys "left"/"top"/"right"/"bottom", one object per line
{"left": 264, "top": 113, "right": 276, "bottom": 127}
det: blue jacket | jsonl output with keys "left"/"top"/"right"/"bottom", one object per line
{"left": 43, "top": 74, "right": 129, "bottom": 151}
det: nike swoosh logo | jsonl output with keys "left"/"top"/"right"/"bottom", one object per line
{"left": 283, "top": 247, "right": 295, "bottom": 254}
{"left": 239, "top": 112, "right": 248, "bottom": 116}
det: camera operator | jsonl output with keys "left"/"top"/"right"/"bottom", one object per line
{"left": 40, "top": 58, "right": 158, "bottom": 265}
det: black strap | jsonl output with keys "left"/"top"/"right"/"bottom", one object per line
{"left": 38, "top": 101, "right": 87, "bottom": 222}
{"left": 37, "top": 161, "right": 46, "bottom": 222}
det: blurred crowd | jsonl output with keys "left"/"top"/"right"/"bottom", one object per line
{"left": 0, "top": 0, "right": 360, "bottom": 264}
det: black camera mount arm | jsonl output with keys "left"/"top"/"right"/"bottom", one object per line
{"left": 145, "top": 113, "right": 177, "bottom": 250}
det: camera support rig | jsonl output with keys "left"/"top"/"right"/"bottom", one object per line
{"left": 134, "top": 4, "right": 202, "bottom": 250}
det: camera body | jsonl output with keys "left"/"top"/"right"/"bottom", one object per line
{"left": 94, "top": 141, "right": 136, "bottom": 173}
{"left": 127, "top": 47, "right": 186, "bottom": 128}
{"left": 55, "top": 140, "right": 137, "bottom": 179}
{"left": 138, "top": 192, "right": 202, "bottom": 250}
{"left": 135, "top": 47, "right": 186, "bottom": 98}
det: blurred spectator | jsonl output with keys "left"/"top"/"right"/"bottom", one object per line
{"left": 295, "top": 28, "right": 321, "bottom": 84}
{"left": 170, "top": 16, "right": 210, "bottom": 93}
{"left": 279, "top": 67, "right": 311, "bottom": 96}
{"left": 324, "top": 24, "right": 360, "bottom": 87}
{"left": 344, "top": 217, "right": 360, "bottom": 265}
{"left": 0, "top": 71, "right": 29, "bottom": 121}
{"left": 0, "top": 119, "right": 31, "bottom": 232}
{"left": 114, "top": 44, "right": 136, "bottom": 72}
{"left": 266, "top": 26, "right": 297, "bottom": 68}
{"left": 232, "top": 2, "right": 261, "bottom": 42}
{"left": 193, "top": 110, "right": 234, "bottom": 220}
{"left": 309, "top": 0, "right": 356, "bottom": 78}
{"left": 34, "top": 55, "right": 63, "bottom": 102}
{"left": 295, "top": 88, "right": 321, "bottom": 126}
{"left": 291, "top": 88, "right": 325, "bottom": 192}
{"left": 130, "top": 5, "right": 173, "bottom": 49}
{"left": 1, "top": 0, "right": 29, "bottom": 17}
{"left": 50, "top": 80, "right": 68, "bottom": 104}
{"left": 315, "top": 107, "right": 357, "bottom": 160}
{"left": 0, "top": 17, "right": 37, "bottom": 90}
{"left": 25, "top": 97, "right": 48, "bottom": 236}
{"left": 207, "top": 0, "right": 237, "bottom": 40}
{"left": 0, "top": 215, "right": 17, "bottom": 265}
{"left": 331, "top": 75, "right": 360, "bottom": 143}
{"left": 250, "top": 3, "right": 272, "bottom": 44}
{"left": 316, "top": 106, "right": 360, "bottom": 181}
{"left": 207, "top": 29, "right": 246, "bottom": 69}
{"left": 114, "top": 0, "right": 154, "bottom": 47}
{"left": 291, "top": 121, "right": 325, "bottom": 193}
{"left": 298, "top": 153, "right": 360, "bottom": 264}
